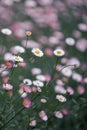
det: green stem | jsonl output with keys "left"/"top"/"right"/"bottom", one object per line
{"left": 0, "top": 93, "right": 40, "bottom": 129}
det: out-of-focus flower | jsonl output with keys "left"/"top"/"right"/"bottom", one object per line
{"left": 1, "top": 28, "right": 12, "bottom": 35}
{"left": 11, "top": 45, "right": 25, "bottom": 54}
{"left": 62, "top": 108, "right": 69, "bottom": 115}
{"left": 25, "top": 0, "right": 37, "bottom": 7}
{"left": 67, "top": 58, "right": 80, "bottom": 68}
{"left": 21, "top": 92, "right": 27, "bottom": 98}
{"left": 45, "top": 48, "right": 53, "bottom": 56}
{"left": 29, "top": 120, "right": 37, "bottom": 127}
{"left": 31, "top": 48, "right": 44, "bottom": 57}
{"left": 56, "top": 95, "right": 66, "bottom": 102}
{"left": 26, "top": 31, "right": 32, "bottom": 36}
{"left": 54, "top": 111, "right": 63, "bottom": 118}
{"left": 31, "top": 68, "right": 42, "bottom": 75}
{"left": 32, "top": 87, "right": 37, "bottom": 92}
{"left": 66, "top": 86, "right": 74, "bottom": 95}
{"left": 76, "top": 39, "right": 87, "bottom": 52}
{"left": 23, "top": 98, "right": 31, "bottom": 108}
{"left": 1, "top": 70, "right": 9, "bottom": 77}
{"left": 78, "top": 23, "right": 87, "bottom": 32}
{"left": 72, "top": 72, "right": 82, "bottom": 82}
{"left": 4, "top": 53, "right": 14, "bottom": 61}
{"left": 33, "top": 80, "right": 44, "bottom": 87}
{"left": 5, "top": 60, "right": 14, "bottom": 68}
{"left": 44, "top": 73, "right": 51, "bottom": 82}
{"left": 2, "top": 76, "right": 9, "bottom": 84}
{"left": 3, "top": 83, "right": 13, "bottom": 90}
{"left": 37, "top": 87, "right": 42, "bottom": 92}
{"left": 23, "top": 78, "right": 32, "bottom": 85}
{"left": 65, "top": 37, "right": 75, "bottom": 46}
{"left": 77, "top": 86, "right": 85, "bottom": 95}
{"left": 39, "top": 110, "right": 48, "bottom": 121}
{"left": 62, "top": 67, "right": 72, "bottom": 77}
{"left": 40, "top": 98, "right": 47, "bottom": 103}
{"left": 53, "top": 48, "right": 65, "bottom": 56}
{"left": 55, "top": 85, "right": 66, "bottom": 94}
{"left": 36, "top": 74, "right": 46, "bottom": 82}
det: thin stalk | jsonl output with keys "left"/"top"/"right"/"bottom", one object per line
{"left": 0, "top": 93, "right": 40, "bottom": 129}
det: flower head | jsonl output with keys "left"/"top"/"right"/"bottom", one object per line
{"left": 23, "top": 98, "right": 32, "bottom": 108}
{"left": 13, "top": 56, "right": 24, "bottom": 62}
{"left": 26, "top": 31, "right": 32, "bottom": 36}
{"left": 31, "top": 48, "right": 44, "bottom": 57}
{"left": 5, "top": 60, "right": 14, "bottom": 68}
{"left": 56, "top": 95, "right": 66, "bottom": 102}
{"left": 1, "top": 28, "right": 12, "bottom": 35}
{"left": 33, "top": 80, "right": 44, "bottom": 87}
{"left": 53, "top": 49, "right": 65, "bottom": 56}
{"left": 3, "top": 83, "right": 13, "bottom": 90}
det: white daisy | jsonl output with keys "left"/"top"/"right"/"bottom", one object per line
{"left": 33, "top": 80, "right": 44, "bottom": 87}
{"left": 11, "top": 45, "right": 25, "bottom": 54}
{"left": 23, "top": 78, "right": 32, "bottom": 85}
{"left": 65, "top": 37, "right": 75, "bottom": 46}
{"left": 13, "top": 56, "right": 24, "bottom": 62}
{"left": 56, "top": 95, "right": 66, "bottom": 102}
{"left": 1, "top": 28, "right": 12, "bottom": 35}
{"left": 62, "top": 67, "right": 72, "bottom": 77}
{"left": 31, "top": 48, "right": 44, "bottom": 57}
{"left": 36, "top": 74, "right": 46, "bottom": 82}
{"left": 53, "top": 48, "right": 65, "bottom": 56}
{"left": 54, "top": 111, "right": 63, "bottom": 119}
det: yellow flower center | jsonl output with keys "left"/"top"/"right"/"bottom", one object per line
{"left": 26, "top": 31, "right": 32, "bottom": 36}
{"left": 35, "top": 50, "right": 40, "bottom": 54}
{"left": 56, "top": 51, "right": 62, "bottom": 55}
{"left": 15, "top": 57, "right": 20, "bottom": 61}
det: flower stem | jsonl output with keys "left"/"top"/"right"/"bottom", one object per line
{"left": 0, "top": 93, "right": 40, "bottom": 129}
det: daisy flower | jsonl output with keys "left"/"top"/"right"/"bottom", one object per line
{"left": 13, "top": 56, "right": 24, "bottom": 62}
{"left": 53, "top": 48, "right": 65, "bottom": 56}
{"left": 1, "top": 28, "right": 12, "bottom": 35}
{"left": 54, "top": 111, "right": 63, "bottom": 119}
{"left": 3, "top": 83, "right": 13, "bottom": 90}
{"left": 56, "top": 95, "right": 66, "bottom": 102}
{"left": 39, "top": 110, "right": 48, "bottom": 121}
{"left": 33, "top": 80, "right": 44, "bottom": 87}
{"left": 29, "top": 120, "right": 37, "bottom": 127}
{"left": 31, "top": 48, "right": 44, "bottom": 57}
{"left": 26, "top": 31, "right": 32, "bottom": 36}
{"left": 23, "top": 78, "right": 32, "bottom": 85}
{"left": 23, "top": 98, "right": 31, "bottom": 108}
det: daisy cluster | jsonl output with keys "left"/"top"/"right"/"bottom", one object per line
{"left": 0, "top": 0, "right": 87, "bottom": 130}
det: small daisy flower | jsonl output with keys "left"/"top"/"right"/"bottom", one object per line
{"left": 21, "top": 92, "right": 27, "bottom": 98}
{"left": 36, "top": 74, "right": 46, "bottom": 82}
{"left": 31, "top": 48, "right": 44, "bottom": 57}
{"left": 53, "top": 49, "right": 65, "bottom": 56}
{"left": 37, "top": 87, "right": 42, "bottom": 92}
{"left": 1, "top": 28, "right": 12, "bottom": 35}
{"left": 23, "top": 98, "right": 32, "bottom": 108}
{"left": 11, "top": 45, "right": 25, "bottom": 54}
{"left": 29, "top": 120, "right": 37, "bottom": 127}
{"left": 13, "top": 56, "right": 24, "bottom": 62}
{"left": 56, "top": 95, "right": 66, "bottom": 102}
{"left": 23, "top": 78, "right": 32, "bottom": 85}
{"left": 5, "top": 60, "right": 14, "bottom": 68}
{"left": 26, "top": 31, "right": 32, "bottom": 36}
{"left": 40, "top": 98, "right": 47, "bottom": 103}
{"left": 31, "top": 67, "right": 42, "bottom": 75}
{"left": 54, "top": 111, "right": 63, "bottom": 119}
{"left": 3, "top": 83, "right": 13, "bottom": 90}
{"left": 39, "top": 110, "right": 48, "bottom": 121}
{"left": 33, "top": 80, "right": 44, "bottom": 87}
